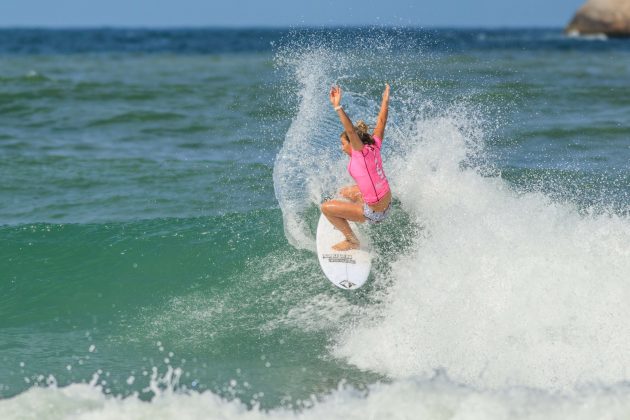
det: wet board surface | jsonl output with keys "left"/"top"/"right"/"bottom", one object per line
{"left": 316, "top": 213, "right": 372, "bottom": 290}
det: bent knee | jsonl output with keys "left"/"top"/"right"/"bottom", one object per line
{"left": 322, "top": 200, "right": 344, "bottom": 216}
{"left": 321, "top": 200, "right": 333, "bottom": 215}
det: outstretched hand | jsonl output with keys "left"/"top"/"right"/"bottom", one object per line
{"left": 382, "top": 83, "right": 390, "bottom": 101}
{"left": 329, "top": 85, "right": 342, "bottom": 107}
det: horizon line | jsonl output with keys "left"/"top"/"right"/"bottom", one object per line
{"left": 0, "top": 24, "right": 568, "bottom": 31}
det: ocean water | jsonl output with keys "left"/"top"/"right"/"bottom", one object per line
{"left": 0, "top": 28, "right": 629, "bottom": 419}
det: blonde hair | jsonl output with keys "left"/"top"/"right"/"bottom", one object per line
{"left": 340, "top": 119, "right": 375, "bottom": 146}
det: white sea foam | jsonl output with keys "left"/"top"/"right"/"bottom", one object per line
{"left": 275, "top": 40, "right": 630, "bottom": 394}
{"left": 334, "top": 103, "right": 630, "bottom": 391}
{"left": 5, "top": 376, "right": 630, "bottom": 420}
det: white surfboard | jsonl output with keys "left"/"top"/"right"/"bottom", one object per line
{"left": 316, "top": 213, "right": 372, "bottom": 290}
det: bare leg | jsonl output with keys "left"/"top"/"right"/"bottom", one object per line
{"left": 321, "top": 199, "right": 365, "bottom": 251}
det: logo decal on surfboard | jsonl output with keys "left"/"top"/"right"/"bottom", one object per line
{"left": 322, "top": 254, "right": 357, "bottom": 264}
{"left": 339, "top": 280, "right": 356, "bottom": 289}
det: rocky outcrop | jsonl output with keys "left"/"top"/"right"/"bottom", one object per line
{"left": 565, "top": 0, "right": 630, "bottom": 36}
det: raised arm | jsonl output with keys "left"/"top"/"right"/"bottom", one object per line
{"left": 329, "top": 85, "right": 363, "bottom": 152}
{"left": 372, "top": 83, "right": 390, "bottom": 140}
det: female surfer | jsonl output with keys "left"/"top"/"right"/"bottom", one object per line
{"left": 321, "top": 84, "right": 392, "bottom": 251}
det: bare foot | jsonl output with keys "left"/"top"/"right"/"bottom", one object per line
{"left": 332, "top": 240, "right": 359, "bottom": 251}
